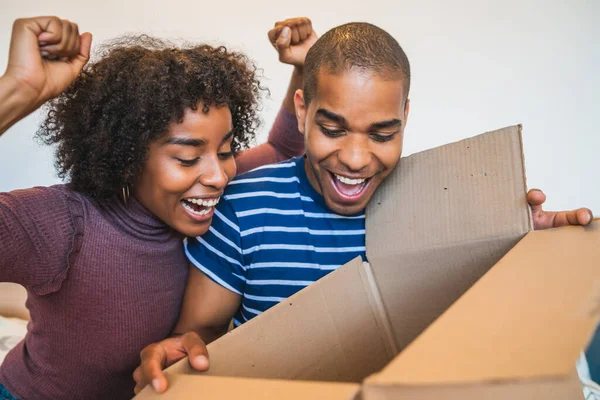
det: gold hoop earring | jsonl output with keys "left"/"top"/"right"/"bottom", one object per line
{"left": 122, "top": 184, "right": 130, "bottom": 206}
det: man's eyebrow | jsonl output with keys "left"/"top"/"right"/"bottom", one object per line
{"left": 161, "top": 137, "right": 206, "bottom": 147}
{"left": 315, "top": 108, "right": 346, "bottom": 125}
{"left": 370, "top": 119, "right": 402, "bottom": 130}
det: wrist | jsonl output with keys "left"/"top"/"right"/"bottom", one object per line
{"left": 2, "top": 73, "right": 42, "bottom": 109}
{"left": 292, "top": 65, "right": 304, "bottom": 75}
{"left": 282, "top": 66, "right": 304, "bottom": 115}
{"left": 0, "top": 74, "right": 41, "bottom": 134}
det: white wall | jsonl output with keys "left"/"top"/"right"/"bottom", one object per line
{"left": 1, "top": 0, "right": 598, "bottom": 212}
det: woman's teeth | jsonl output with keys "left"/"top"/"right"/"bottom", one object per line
{"left": 182, "top": 202, "right": 210, "bottom": 215}
{"left": 335, "top": 174, "right": 366, "bottom": 185}
{"left": 185, "top": 198, "right": 219, "bottom": 207}
{"left": 181, "top": 197, "right": 220, "bottom": 216}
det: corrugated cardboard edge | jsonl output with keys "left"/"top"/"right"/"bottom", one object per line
{"left": 515, "top": 125, "right": 534, "bottom": 228}
{"left": 136, "top": 375, "right": 361, "bottom": 400}
{"left": 360, "top": 261, "right": 399, "bottom": 356}
{"left": 362, "top": 371, "right": 584, "bottom": 400}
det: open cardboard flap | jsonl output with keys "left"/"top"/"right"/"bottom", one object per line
{"left": 363, "top": 220, "right": 600, "bottom": 399}
{"left": 136, "top": 125, "right": 599, "bottom": 399}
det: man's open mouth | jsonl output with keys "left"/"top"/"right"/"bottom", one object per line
{"left": 331, "top": 173, "right": 370, "bottom": 199}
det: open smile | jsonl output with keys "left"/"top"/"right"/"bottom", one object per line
{"left": 180, "top": 196, "right": 220, "bottom": 222}
{"left": 329, "top": 172, "right": 372, "bottom": 201}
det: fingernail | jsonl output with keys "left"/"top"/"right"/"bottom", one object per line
{"left": 39, "top": 41, "right": 47, "bottom": 46}
{"left": 195, "top": 355, "right": 209, "bottom": 368}
{"left": 281, "top": 27, "right": 290, "bottom": 38}
{"left": 585, "top": 210, "right": 593, "bottom": 224}
{"left": 152, "top": 378, "right": 161, "bottom": 392}
{"left": 40, "top": 51, "right": 49, "bottom": 57}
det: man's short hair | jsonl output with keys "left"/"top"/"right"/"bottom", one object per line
{"left": 303, "top": 22, "right": 411, "bottom": 105}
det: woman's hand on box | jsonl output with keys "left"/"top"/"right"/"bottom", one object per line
{"left": 133, "top": 331, "right": 209, "bottom": 394}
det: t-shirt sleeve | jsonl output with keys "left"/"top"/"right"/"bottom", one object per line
{"left": 0, "top": 186, "right": 83, "bottom": 295}
{"left": 184, "top": 198, "right": 246, "bottom": 295}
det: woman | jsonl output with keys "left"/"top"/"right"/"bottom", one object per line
{"left": 0, "top": 16, "right": 315, "bottom": 400}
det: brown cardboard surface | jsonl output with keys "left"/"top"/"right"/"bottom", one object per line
{"left": 366, "top": 125, "right": 532, "bottom": 350}
{"left": 181, "top": 256, "right": 395, "bottom": 383}
{"left": 136, "top": 375, "right": 360, "bottom": 399}
{"left": 367, "top": 125, "right": 531, "bottom": 253}
{"left": 373, "top": 236, "right": 524, "bottom": 351}
{"left": 365, "top": 221, "right": 600, "bottom": 387}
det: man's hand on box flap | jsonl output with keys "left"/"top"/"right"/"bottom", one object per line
{"left": 528, "top": 189, "right": 593, "bottom": 230}
{"left": 133, "top": 332, "right": 209, "bottom": 395}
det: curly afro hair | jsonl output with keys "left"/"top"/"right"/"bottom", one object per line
{"left": 37, "top": 35, "right": 266, "bottom": 200}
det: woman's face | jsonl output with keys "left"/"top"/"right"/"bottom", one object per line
{"left": 134, "top": 103, "right": 236, "bottom": 237}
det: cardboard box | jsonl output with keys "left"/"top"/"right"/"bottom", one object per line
{"left": 136, "top": 125, "right": 600, "bottom": 399}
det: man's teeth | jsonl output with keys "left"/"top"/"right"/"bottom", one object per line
{"left": 335, "top": 174, "right": 366, "bottom": 185}
{"left": 185, "top": 198, "right": 220, "bottom": 207}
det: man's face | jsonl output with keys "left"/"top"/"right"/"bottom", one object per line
{"left": 295, "top": 68, "right": 409, "bottom": 215}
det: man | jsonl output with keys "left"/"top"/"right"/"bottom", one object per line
{"left": 134, "top": 21, "right": 593, "bottom": 394}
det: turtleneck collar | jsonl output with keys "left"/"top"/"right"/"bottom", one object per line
{"left": 95, "top": 194, "right": 182, "bottom": 242}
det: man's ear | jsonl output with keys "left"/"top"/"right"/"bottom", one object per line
{"left": 294, "top": 89, "right": 307, "bottom": 135}
{"left": 403, "top": 98, "right": 410, "bottom": 127}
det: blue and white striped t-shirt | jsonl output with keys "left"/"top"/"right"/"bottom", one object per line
{"left": 184, "top": 156, "right": 366, "bottom": 327}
